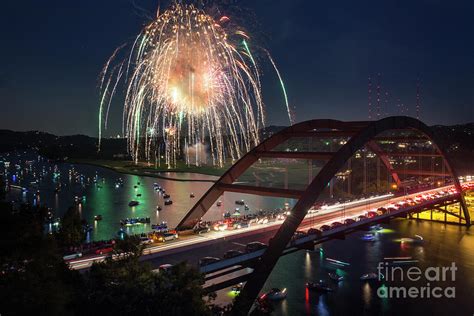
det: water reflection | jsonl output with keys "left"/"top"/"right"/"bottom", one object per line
{"left": 316, "top": 295, "right": 330, "bottom": 316}
{"left": 305, "top": 251, "right": 312, "bottom": 278}
{"left": 362, "top": 282, "right": 372, "bottom": 306}
{"left": 6, "top": 158, "right": 296, "bottom": 241}
{"left": 265, "top": 220, "right": 472, "bottom": 315}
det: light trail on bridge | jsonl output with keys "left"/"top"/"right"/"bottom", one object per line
{"left": 67, "top": 182, "right": 473, "bottom": 270}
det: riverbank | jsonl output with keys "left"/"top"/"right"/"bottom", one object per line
{"left": 67, "top": 158, "right": 227, "bottom": 182}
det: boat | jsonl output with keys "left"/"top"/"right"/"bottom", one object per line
{"left": 163, "top": 193, "right": 171, "bottom": 199}
{"left": 388, "top": 259, "right": 419, "bottom": 266}
{"left": 306, "top": 281, "right": 333, "bottom": 292}
{"left": 401, "top": 235, "right": 424, "bottom": 245}
{"left": 231, "top": 210, "right": 241, "bottom": 217}
{"left": 94, "top": 215, "right": 103, "bottom": 221}
{"left": 164, "top": 200, "right": 173, "bottom": 205}
{"left": 235, "top": 200, "right": 245, "bottom": 205}
{"left": 361, "top": 233, "right": 376, "bottom": 241}
{"left": 156, "top": 206, "right": 162, "bottom": 211}
{"left": 120, "top": 217, "right": 150, "bottom": 226}
{"left": 325, "top": 258, "right": 350, "bottom": 267}
{"left": 115, "top": 179, "right": 123, "bottom": 188}
{"left": 328, "top": 272, "right": 344, "bottom": 282}
{"left": 383, "top": 256, "right": 413, "bottom": 260}
{"left": 136, "top": 193, "right": 142, "bottom": 197}
{"left": 370, "top": 224, "right": 383, "bottom": 231}
{"left": 63, "top": 252, "right": 82, "bottom": 261}
{"left": 152, "top": 222, "right": 168, "bottom": 231}
{"left": 190, "top": 193, "right": 195, "bottom": 198}
{"left": 9, "top": 185, "right": 23, "bottom": 191}
{"left": 262, "top": 288, "right": 287, "bottom": 301}
{"left": 128, "top": 200, "right": 139, "bottom": 207}
{"left": 244, "top": 205, "right": 250, "bottom": 211}
{"left": 384, "top": 256, "right": 419, "bottom": 266}
{"left": 360, "top": 273, "right": 379, "bottom": 281}
{"left": 216, "top": 201, "right": 222, "bottom": 207}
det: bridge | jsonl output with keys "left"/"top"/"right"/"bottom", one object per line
{"left": 178, "top": 115, "right": 471, "bottom": 314}
{"left": 68, "top": 116, "right": 472, "bottom": 315}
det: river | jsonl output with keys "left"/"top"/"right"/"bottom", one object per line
{"left": 3, "top": 152, "right": 296, "bottom": 241}
{"left": 3, "top": 152, "right": 473, "bottom": 314}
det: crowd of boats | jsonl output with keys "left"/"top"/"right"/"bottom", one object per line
{"left": 248, "top": 251, "right": 423, "bottom": 309}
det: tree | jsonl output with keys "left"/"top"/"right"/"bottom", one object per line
{"left": 82, "top": 237, "right": 215, "bottom": 315}
{"left": 0, "top": 176, "right": 5, "bottom": 200}
{"left": 114, "top": 234, "right": 144, "bottom": 258}
{"left": 1, "top": 203, "right": 220, "bottom": 315}
{"left": 0, "top": 202, "right": 82, "bottom": 315}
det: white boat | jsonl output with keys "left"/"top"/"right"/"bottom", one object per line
{"left": 361, "top": 233, "right": 376, "bottom": 241}
{"left": 401, "top": 235, "right": 424, "bottom": 244}
{"left": 360, "top": 273, "right": 378, "bottom": 281}
{"left": 370, "top": 224, "right": 383, "bottom": 231}
{"left": 384, "top": 256, "right": 419, "bottom": 265}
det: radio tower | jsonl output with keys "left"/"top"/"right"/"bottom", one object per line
{"left": 416, "top": 78, "right": 421, "bottom": 119}
{"left": 376, "top": 73, "right": 381, "bottom": 119}
{"left": 368, "top": 77, "right": 373, "bottom": 119}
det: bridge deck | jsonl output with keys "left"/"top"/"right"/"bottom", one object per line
{"left": 68, "top": 183, "right": 471, "bottom": 271}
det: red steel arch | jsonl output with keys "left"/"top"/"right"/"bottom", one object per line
{"left": 178, "top": 116, "right": 468, "bottom": 230}
{"left": 230, "top": 116, "right": 469, "bottom": 314}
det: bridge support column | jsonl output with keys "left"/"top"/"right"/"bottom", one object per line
{"left": 459, "top": 204, "right": 462, "bottom": 224}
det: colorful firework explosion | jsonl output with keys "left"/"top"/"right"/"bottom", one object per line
{"left": 99, "top": 2, "right": 292, "bottom": 167}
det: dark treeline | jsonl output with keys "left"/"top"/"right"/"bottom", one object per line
{"left": 0, "top": 123, "right": 473, "bottom": 173}
{"left": 0, "top": 194, "right": 237, "bottom": 315}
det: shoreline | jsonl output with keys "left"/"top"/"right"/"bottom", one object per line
{"left": 66, "top": 159, "right": 221, "bottom": 183}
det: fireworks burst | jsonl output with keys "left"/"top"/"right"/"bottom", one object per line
{"left": 99, "top": 2, "right": 292, "bottom": 167}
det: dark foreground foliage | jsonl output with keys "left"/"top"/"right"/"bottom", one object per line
{"left": 0, "top": 202, "right": 227, "bottom": 316}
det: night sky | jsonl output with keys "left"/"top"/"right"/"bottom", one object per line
{"left": 1, "top": 0, "right": 473, "bottom": 136}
